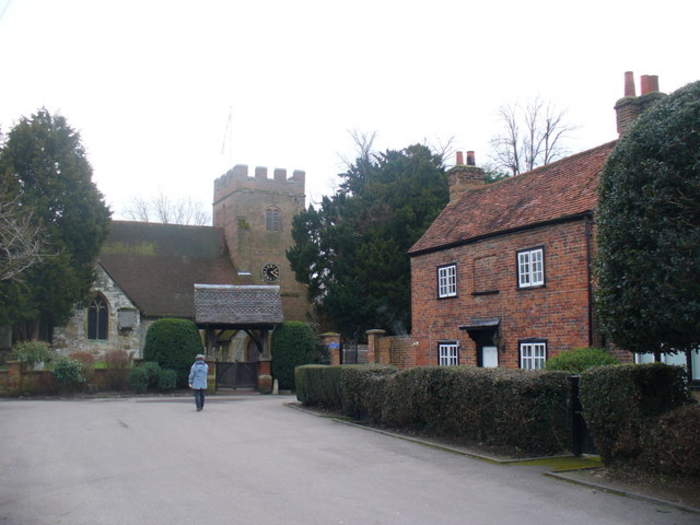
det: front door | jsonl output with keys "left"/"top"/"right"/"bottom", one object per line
{"left": 480, "top": 345, "right": 498, "bottom": 368}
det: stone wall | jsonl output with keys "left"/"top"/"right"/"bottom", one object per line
{"left": 53, "top": 265, "right": 143, "bottom": 358}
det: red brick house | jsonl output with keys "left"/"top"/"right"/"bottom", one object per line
{"left": 407, "top": 72, "right": 700, "bottom": 374}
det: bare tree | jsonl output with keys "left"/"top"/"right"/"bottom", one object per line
{"left": 490, "top": 97, "right": 574, "bottom": 176}
{"left": 123, "top": 192, "right": 211, "bottom": 225}
{"left": 0, "top": 196, "right": 48, "bottom": 281}
{"left": 425, "top": 135, "right": 456, "bottom": 165}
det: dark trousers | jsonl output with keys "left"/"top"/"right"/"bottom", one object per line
{"left": 194, "top": 389, "right": 206, "bottom": 410}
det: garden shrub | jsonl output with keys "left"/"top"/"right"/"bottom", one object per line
{"left": 271, "top": 321, "right": 321, "bottom": 390}
{"left": 545, "top": 347, "right": 619, "bottom": 374}
{"left": 295, "top": 365, "right": 343, "bottom": 408}
{"left": 11, "top": 341, "right": 54, "bottom": 368}
{"left": 339, "top": 365, "right": 396, "bottom": 420}
{"left": 141, "top": 361, "right": 161, "bottom": 389}
{"left": 157, "top": 369, "right": 178, "bottom": 391}
{"left": 143, "top": 318, "right": 203, "bottom": 387}
{"left": 127, "top": 367, "right": 149, "bottom": 393}
{"left": 69, "top": 351, "right": 96, "bottom": 381}
{"left": 580, "top": 363, "right": 692, "bottom": 463}
{"left": 640, "top": 404, "right": 700, "bottom": 476}
{"left": 53, "top": 358, "right": 86, "bottom": 391}
{"left": 104, "top": 349, "right": 130, "bottom": 390}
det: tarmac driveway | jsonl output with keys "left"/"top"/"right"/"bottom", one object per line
{"left": 0, "top": 395, "right": 694, "bottom": 525}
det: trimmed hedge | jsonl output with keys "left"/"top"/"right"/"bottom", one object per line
{"left": 295, "top": 365, "right": 343, "bottom": 408}
{"left": 580, "top": 363, "right": 692, "bottom": 463}
{"left": 640, "top": 405, "right": 700, "bottom": 476}
{"left": 158, "top": 369, "right": 177, "bottom": 391}
{"left": 296, "top": 364, "right": 572, "bottom": 455}
{"left": 545, "top": 347, "right": 619, "bottom": 373}
{"left": 127, "top": 367, "right": 149, "bottom": 393}
{"left": 141, "top": 361, "right": 161, "bottom": 389}
{"left": 271, "top": 321, "right": 320, "bottom": 390}
{"left": 143, "top": 318, "right": 203, "bottom": 387}
{"left": 339, "top": 365, "right": 397, "bottom": 420}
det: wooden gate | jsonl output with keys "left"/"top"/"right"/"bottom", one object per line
{"left": 216, "top": 362, "right": 258, "bottom": 388}
{"left": 569, "top": 375, "right": 597, "bottom": 455}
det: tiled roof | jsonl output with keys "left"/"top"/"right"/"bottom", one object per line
{"left": 194, "top": 285, "right": 283, "bottom": 326}
{"left": 409, "top": 141, "right": 617, "bottom": 255}
{"left": 99, "top": 221, "right": 237, "bottom": 318}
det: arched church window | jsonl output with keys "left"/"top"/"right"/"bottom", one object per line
{"left": 265, "top": 208, "right": 281, "bottom": 232}
{"left": 87, "top": 295, "right": 109, "bottom": 340}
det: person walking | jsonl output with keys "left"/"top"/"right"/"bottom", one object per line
{"left": 188, "top": 354, "right": 208, "bottom": 411}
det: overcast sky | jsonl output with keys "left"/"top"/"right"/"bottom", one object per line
{"left": 1, "top": 0, "right": 698, "bottom": 219}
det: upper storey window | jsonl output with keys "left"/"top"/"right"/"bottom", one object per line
{"left": 266, "top": 208, "right": 281, "bottom": 232}
{"left": 437, "top": 264, "right": 457, "bottom": 298}
{"left": 517, "top": 247, "right": 544, "bottom": 288}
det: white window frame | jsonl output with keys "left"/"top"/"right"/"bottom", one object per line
{"left": 439, "top": 342, "right": 459, "bottom": 366}
{"left": 520, "top": 341, "right": 547, "bottom": 370}
{"left": 517, "top": 248, "right": 544, "bottom": 288}
{"left": 635, "top": 350, "right": 700, "bottom": 381}
{"left": 437, "top": 264, "right": 457, "bottom": 298}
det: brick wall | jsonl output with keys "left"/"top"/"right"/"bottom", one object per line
{"left": 411, "top": 219, "right": 602, "bottom": 368}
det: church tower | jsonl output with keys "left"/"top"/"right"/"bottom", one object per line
{"left": 212, "top": 165, "right": 309, "bottom": 321}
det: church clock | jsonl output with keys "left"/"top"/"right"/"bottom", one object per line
{"left": 262, "top": 263, "right": 280, "bottom": 282}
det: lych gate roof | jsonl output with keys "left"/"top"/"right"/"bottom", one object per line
{"left": 194, "top": 285, "right": 284, "bottom": 327}
{"left": 98, "top": 221, "right": 237, "bottom": 318}
{"left": 409, "top": 141, "right": 617, "bottom": 256}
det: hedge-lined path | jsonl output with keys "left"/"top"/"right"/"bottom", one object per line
{"left": 0, "top": 396, "right": 695, "bottom": 525}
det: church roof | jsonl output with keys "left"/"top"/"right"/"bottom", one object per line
{"left": 98, "top": 221, "right": 237, "bottom": 318}
{"left": 194, "top": 285, "right": 284, "bottom": 327}
{"left": 409, "top": 141, "right": 617, "bottom": 256}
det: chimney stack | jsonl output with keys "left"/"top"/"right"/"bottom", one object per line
{"left": 614, "top": 71, "right": 665, "bottom": 136}
{"left": 640, "top": 74, "right": 659, "bottom": 95}
{"left": 447, "top": 150, "right": 485, "bottom": 204}
{"left": 624, "top": 71, "right": 636, "bottom": 97}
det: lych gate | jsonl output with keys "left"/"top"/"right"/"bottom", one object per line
{"left": 194, "top": 284, "right": 283, "bottom": 391}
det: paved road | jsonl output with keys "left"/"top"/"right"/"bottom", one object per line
{"left": 0, "top": 395, "right": 694, "bottom": 525}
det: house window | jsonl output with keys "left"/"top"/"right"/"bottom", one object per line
{"left": 266, "top": 208, "right": 281, "bottom": 232}
{"left": 87, "top": 295, "right": 108, "bottom": 340}
{"left": 517, "top": 247, "right": 544, "bottom": 288}
{"left": 438, "top": 342, "right": 459, "bottom": 366}
{"left": 635, "top": 350, "right": 700, "bottom": 381}
{"left": 520, "top": 341, "right": 547, "bottom": 369}
{"left": 437, "top": 264, "right": 457, "bottom": 298}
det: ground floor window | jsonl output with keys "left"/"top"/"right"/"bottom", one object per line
{"left": 635, "top": 349, "right": 700, "bottom": 381}
{"left": 438, "top": 342, "right": 459, "bottom": 366}
{"left": 519, "top": 341, "right": 547, "bottom": 370}
{"left": 87, "top": 295, "right": 109, "bottom": 340}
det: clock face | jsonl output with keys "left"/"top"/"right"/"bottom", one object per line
{"left": 262, "top": 263, "right": 280, "bottom": 282}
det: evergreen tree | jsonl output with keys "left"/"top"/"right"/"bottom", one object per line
{"left": 288, "top": 144, "right": 448, "bottom": 338}
{"left": 0, "top": 109, "right": 111, "bottom": 337}
{"left": 595, "top": 81, "right": 700, "bottom": 355}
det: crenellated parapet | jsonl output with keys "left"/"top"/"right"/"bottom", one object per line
{"left": 214, "top": 164, "right": 305, "bottom": 205}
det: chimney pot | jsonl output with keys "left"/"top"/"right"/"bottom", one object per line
{"left": 640, "top": 74, "right": 659, "bottom": 95}
{"left": 624, "top": 71, "right": 636, "bottom": 97}
{"left": 456, "top": 151, "right": 464, "bottom": 165}
{"left": 466, "top": 151, "right": 476, "bottom": 166}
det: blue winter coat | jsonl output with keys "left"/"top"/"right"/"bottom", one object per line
{"left": 188, "top": 360, "right": 208, "bottom": 389}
